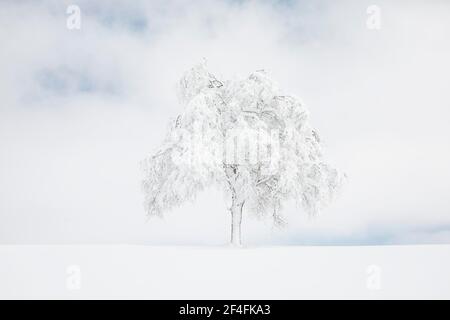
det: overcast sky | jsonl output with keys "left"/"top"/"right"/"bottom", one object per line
{"left": 1, "top": 0, "right": 450, "bottom": 245}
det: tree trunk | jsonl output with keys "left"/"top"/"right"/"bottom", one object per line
{"left": 230, "top": 199, "right": 244, "bottom": 246}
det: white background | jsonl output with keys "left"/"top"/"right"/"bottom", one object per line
{"left": 1, "top": 245, "right": 450, "bottom": 299}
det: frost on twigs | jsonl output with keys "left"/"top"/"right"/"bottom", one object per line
{"left": 142, "top": 62, "right": 344, "bottom": 244}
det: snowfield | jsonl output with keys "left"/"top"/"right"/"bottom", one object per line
{"left": 1, "top": 245, "right": 449, "bottom": 299}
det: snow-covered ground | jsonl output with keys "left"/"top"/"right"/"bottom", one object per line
{"left": 1, "top": 245, "right": 449, "bottom": 299}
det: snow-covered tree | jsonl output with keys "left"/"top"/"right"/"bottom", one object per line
{"left": 142, "top": 63, "right": 343, "bottom": 246}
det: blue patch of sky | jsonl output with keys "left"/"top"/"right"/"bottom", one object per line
{"left": 96, "top": 12, "right": 148, "bottom": 33}
{"left": 34, "top": 66, "right": 121, "bottom": 99}
{"left": 267, "top": 223, "right": 450, "bottom": 246}
{"left": 77, "top": 1, "right": 149, "bottom": 34}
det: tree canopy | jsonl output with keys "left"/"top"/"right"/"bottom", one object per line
{"left": 142, "top": 63, "right": 343, "bottom": 229}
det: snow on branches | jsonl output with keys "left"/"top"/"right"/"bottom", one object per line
{"left": 142, "top": 62, "right": 343, "bottom": 244}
